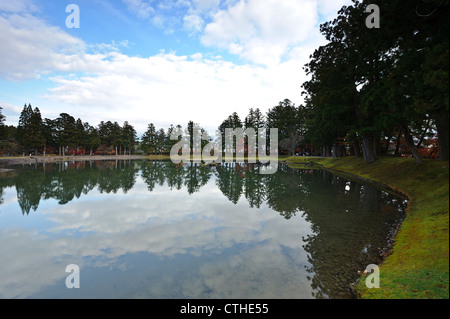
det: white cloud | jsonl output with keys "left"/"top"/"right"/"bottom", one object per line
{"left": 192, "top": 0, "right": 221, "bottom": 12}
{"left": 0, "top": 12, "right": 85, "bottom": 80}
{"left": 317, "top": 0, "right": 352, "bottom": 21}
{"left": 122, "top": 0, "right": 155, "bottom": 18}
{"left": 183, "top": 13, "right": 205, "bottom": 33}
{"left": 0, "top": 0, "right": 352, "bottom": 133}
{"left": 0, "top": 0, "right": 38, "bottom": 13}
{"left": 44, "top": 51, "right": 307, "bottom": 134}
{"left": 201, "top": 0, "right": 319, "bottom": 65}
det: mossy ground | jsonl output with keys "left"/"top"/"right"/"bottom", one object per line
{"left": 286, "top": 156, "right": 449, "bottom": 299}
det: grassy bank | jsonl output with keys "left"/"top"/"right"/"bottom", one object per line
{"left": 286, "top": 156, "right": 449, "bottom": 299}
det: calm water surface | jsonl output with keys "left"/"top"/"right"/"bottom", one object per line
{"left": 0, "top": 160, "right": 406, "bottom": 299}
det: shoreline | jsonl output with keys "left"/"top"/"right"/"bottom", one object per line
{"left": 0, "top": 154, "right": 286, "bottom": 168}
{"left": 0, "top": 155, "right": 163, "bottom": 168}
{"left": 286, "top": 156, "right": 449, "bottom": 299}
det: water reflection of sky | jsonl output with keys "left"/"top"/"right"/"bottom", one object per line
{"left": 0, "top": 174, "right": 315, "bottom": 299}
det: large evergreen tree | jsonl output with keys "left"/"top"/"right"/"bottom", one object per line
{"left": 25, "top": 107, "right": 45, "bottom": 155}
{"left": 122, "top": 121, "right": 137, "bottom": 155}
{"left": 56, "top": 113, "right": 76, "bottom": 156}
{"left": 0, "top": 106, "right": 5, "bottom": 140}
{"left": 141, "top": 123, "right": 157, "bottom": 154}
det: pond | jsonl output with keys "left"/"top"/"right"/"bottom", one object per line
{"left": 0, "top": 160, "right": 406, "bottom": 299}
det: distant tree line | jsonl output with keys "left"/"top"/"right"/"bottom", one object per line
{"left": 0, "top": 104, "right": 211, "bottom": 157}
{"left": 0, "top": 104, "right": 139, "bottom": 156}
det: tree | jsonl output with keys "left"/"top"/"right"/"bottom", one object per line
{"left": 187, "top": 121, "right": 206, "bottom": 155}
{"left": 74, "top": 118, "right": 88, "bottom": 154}
{"left": 86, "top": 126, "right": 101, "bottom": 155}
{"left": 301, "top": 0, "right": 449, "bottom": 164}
{"left": 266, "top": 99, "right": 298, "bottom": 141}
{"left": 16, "top": 105, "right": 45, "bottom": 155}
{"left": 155, "top": 128, "right": 166, "bottom": 154}
{"left": 56, "top": 113, "right": 76, "bottom": 156}
{"left": 166, "top": 124, "right": 180, "bottom": 154}
{"left": 304, "top": 3, "right": 383, "bottom": 163}
{"left": 266, "top": 99, "right": 304, "bottom": 154}
{"left": 110, "top": 121, "right": 123, "bottom": 155}
{"left": 16, "top": 104, "right": 33, "bottom": 147}
{"left": 122, "top": 121, "right": 137, "bottom": 155}
{"left": 25, "top": 107, "right": 45, "bottom": 155}
{"left": 141, "top": 123, "right": 157, "bottom": 154}
{"left": 219, "top": 112, "right": 243, "bottom": 155}
{"left": 42, "top": 118, "right": 57, "bottom": 154}
{"left": 280, "top": 131, "right": 303, "bottom": 156}
{"left": 0, "top": 106, "right": 5, "bottom": 140}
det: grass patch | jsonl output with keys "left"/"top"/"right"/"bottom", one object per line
{"left": 286, "top": 156, "right": 449, "bottom": 299}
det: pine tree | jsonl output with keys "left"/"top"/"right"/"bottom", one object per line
{"left": 23, "top": 107, "right": 45, "bottom": 155}
{"left": 16, "top": 104, "right": 33, "bottom": 147}
{"left": 141, "top": 123, "right": 157, "bottom": 154}
{"left": 0, "top": 106, "right": 5, "bottom": 140}
{"left": 122, "top": 121, "right": 137, "bottom": 155}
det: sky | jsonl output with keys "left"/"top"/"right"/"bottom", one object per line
{"left": 0, "top": 0, "right": 352, "bottom": 136}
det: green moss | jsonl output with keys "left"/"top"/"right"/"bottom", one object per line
{"left": 286, "top": 156, "right": 449, "bottom": 299}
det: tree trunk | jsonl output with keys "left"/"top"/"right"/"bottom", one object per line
{"left": 322, "top": 145, "right": 331, "bottom": 157}
{"left": 436, "top": 112, "right": 449, "bottom": 161}
{"left": 361, "top": 137, "right": 376, "bottom": 164}
{"left": 394, "top": 128, "right": 402, "bottom": 156}
{"left": 339, "top": 145, "right": 346, "bottom": 157}
{"left": 373, "top": 135, "right": 381, "bottom": 158}
{"left": 416, "top": 118, "right": 431, "bottom": 150}
{"left": 403, "top": 124, "right": 422, "bottom": 165}
{"left": 384, "top": 132, "right": 393, "bottom": 156}
{"left": 354, "top": 102, "right": 376, "bottom": 163}
{"left": 353, "top": 140, "right": 361, "bottom": 157}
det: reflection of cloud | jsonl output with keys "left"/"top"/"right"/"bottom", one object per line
{"left": 0, "top": 176, "right": 313, "bottom": 298}
{"left": 0, "top": 229, "right": 83, "bottom": 298}
{"left": 191, "top": 243, "right": 313, "bottom": 299}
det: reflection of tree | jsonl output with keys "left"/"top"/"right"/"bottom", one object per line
{"left": 0, "top": 160, "right": 219, "bottom": 215}
{"left": 214, "top": 165, "right": 406, "bottom": 298}
{"left": 140, "top": 161, "right": 164, "bottom": 192}
{"left": 162, "top": 162, "right": 184, "bottom": 190}
{"left": 243, "top": 164, "right": 266, "bottom": 208}
{"left": 0, "top": 171, "right": 17, "bottom": 213}
{"left": 0, "top": 161, "right": 139, "bottom": 215}
{"left": 264, "top": 165, "right": 311, "bottom": 219}
{"left": 15, "top": 167, "right": 46, "bottom": 214}
{"left": 184, "top": 162, "right": 211, "bottom": 195}
{"left": 299, "top": 170, "right": 406, "bottom": 299}
{"left": 215, "top": 163, "right": 244, "bottom": 204}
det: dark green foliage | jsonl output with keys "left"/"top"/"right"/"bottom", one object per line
{"left": 0, "top": 107, "right": 5, "bottom": 140}
{"left": 302, "top": 0, "right": 449, "bottom": 163}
